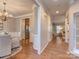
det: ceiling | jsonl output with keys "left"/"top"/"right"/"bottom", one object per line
{"left": 0, "top": 0, "right": 75, "bottom": 17}
{"left": 0, "top": 0, "right": 34, "bottom": 17}
{"left": 40, "top": 0, "right": 73, "bottom": 16}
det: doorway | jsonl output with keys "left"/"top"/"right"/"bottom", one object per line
{"left": 21, "top": 18, "right": 30, "bottom": 46}
{"left": 25, "top": 18, "right": 30, "bottom": 44}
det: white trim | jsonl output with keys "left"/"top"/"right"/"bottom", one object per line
{"left": 33, "top": 5, "right": 42, "bottom": 54}
{"left": 38, "top": 41, "right": 49, "bottom": 55}
{"left": 33, "top": 35, "right": 39, "bottom": 50}
{"left": 19, "top": 13, "right": 32, "bottom": 42}
{"left": 70, "top": 49, "right": 79, "bottom": 57}
{"left": 15, "top": 13, "right": 32, "bottom": 19}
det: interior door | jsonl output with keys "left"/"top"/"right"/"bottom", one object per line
{"left": 25, "top": 18, "right": 30, "bottom": 44}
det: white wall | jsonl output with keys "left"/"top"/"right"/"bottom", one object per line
{"left": 68, "top": 0, "right": 79, "bottom": 51}
{"left": 41, "top": 12, "right": 49, "bottom": 51}
{"left": 40, "top": 8, "right": 52, "bottom": 54}
{"left": 33, "top": 3, "right": 52, "bottom": 54}
{"left": 33, "top": 4, "right": 41, "bottom": 51}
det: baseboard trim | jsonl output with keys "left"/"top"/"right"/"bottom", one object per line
{"left": 69, "top": 49, "right": 79, "bottom": 57}
{"left": 38, "top": 42, "right": 49, "bottom": 55}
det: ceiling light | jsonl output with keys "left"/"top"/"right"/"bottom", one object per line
{"left": 56, "top": 11, "right": 59, "bottom": 14}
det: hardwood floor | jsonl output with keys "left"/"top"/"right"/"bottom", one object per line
{"left": 8, "top": 39, "right": 79, "bottom": 59}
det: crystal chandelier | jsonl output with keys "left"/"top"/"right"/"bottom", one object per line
{"left": 0, "top": 0, "right": 13, "bottom": 21}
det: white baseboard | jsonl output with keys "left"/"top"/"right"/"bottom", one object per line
{"left": 38, "top": 41, "right": 49, "bottom": 55}
{"left": 69, "top": 49, "right": 79, "bottom": 57}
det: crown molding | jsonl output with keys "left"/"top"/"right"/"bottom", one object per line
{"left": 15, "top": 13, "right": 33, "bottom": 19}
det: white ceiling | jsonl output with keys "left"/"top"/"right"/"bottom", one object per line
{"left": 0, "top": 0, "right": 75, "bottom": 17}
{"left": 40, "top": 0, "right": 72, "bottom": 16}
{"left": 39, "top": 0, "right": 76, "bottom": 24}
{"left": 0, "top": 0, "right": 34, "bottom": 17}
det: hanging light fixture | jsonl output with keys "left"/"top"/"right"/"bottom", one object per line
{"left": 0, "top": 0, "right": 13, "bottom": 21}
{"left": 2, "top": 0, "right": 7, "bottom": 21}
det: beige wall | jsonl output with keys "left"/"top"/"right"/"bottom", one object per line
{"left": 3, "top": 17, "right": 20, "bottom": 32}
{"left": 52, "top": 15, "right": 65, "bottom": 24}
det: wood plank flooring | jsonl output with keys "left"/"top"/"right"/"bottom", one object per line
{"left": 8, "top": 39, "right": 79, "bottom": 59}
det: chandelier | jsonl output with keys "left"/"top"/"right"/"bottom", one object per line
{"left": 0, "top": 0, "right": 13, "bottom": 21}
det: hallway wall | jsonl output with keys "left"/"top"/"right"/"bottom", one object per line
{"left": 40, "top": 9, "right": 52, "bottom": 53}
{"left": 52, "top": 15, "right": 65, "bottom": 24}
{"left": 32, "top": 4, "right": 52, "bottom": 54}
{"left": 68, "top": 0, "right": 79, "bottom": 50}
{"left": 65, "top": 16, "right": 69, "bottom": 43}
{"left": 76, "top": 16, "right": 79, "bottom": 42}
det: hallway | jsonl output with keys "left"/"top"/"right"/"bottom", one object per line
{"left": 8, "top": 39, "right": 79, "bottom": 59}
{"left": 0, "top": 0, "right": 79, "bottom": 58}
